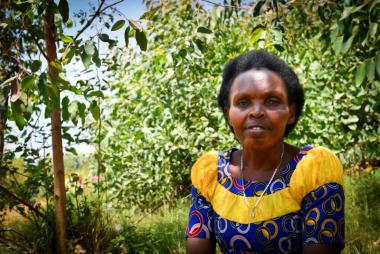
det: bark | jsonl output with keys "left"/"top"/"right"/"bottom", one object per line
{"left": 43, "top": 1, "right": 67, "bottom": 253}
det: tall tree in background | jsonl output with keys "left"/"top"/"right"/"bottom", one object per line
{"left": 44, "top": 1, "right": 67, "bottom": 251}
{"left": 0, "top": 0, "right": 147, "bottom": 252}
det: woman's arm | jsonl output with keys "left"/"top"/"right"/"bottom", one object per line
{"left": 303, "top": 244, "right": 341, "bottom": 254}
{"left": 186, "top": 238, "right": 216, "bottom": 254}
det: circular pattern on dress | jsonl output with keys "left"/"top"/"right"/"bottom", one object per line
{"left": 270, "top": 178, "right": 286, "bottom": 193}
{"left": 187, "top": 210, "right": 204, "bottom": 237}
{"left": 217, "top": 217, "right": 228, "bottom": 233}
{"left": 322, "top": 196, "right": 337, "bottom": 215}
{"left": 311, "top": 185, "right": 328, "bottom": 201}
{"left": 318, "top": 217, "right": 338, "bottom": 243}
{"left": 229, "top": 235, "right": 252, "bottom": 249}
{"left": 305, "top": 207, "right": 320, "bottom": 236}
{"left": 253, "top": 182, "right": 267, "bottom": 197}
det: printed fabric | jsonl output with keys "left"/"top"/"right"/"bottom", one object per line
{"left": 185, "top": 146, "right": 345, "bottom": 254}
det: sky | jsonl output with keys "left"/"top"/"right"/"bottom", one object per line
{"left": 67, "top": 0, "right": 146, "bottom": 154}
{"left": 6, "top": 1, "right": 147, "bottom": 156}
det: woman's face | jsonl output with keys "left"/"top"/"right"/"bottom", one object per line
{"left": 225, "top": 69, "right": 295, "bottom": 149}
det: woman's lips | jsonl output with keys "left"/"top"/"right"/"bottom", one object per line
{"left": 245, "top": 125, "right": 267, "bottom": 136}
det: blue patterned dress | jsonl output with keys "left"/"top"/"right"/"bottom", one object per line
{"left": 186, "top": 146, "right": 344, "bottom": 254}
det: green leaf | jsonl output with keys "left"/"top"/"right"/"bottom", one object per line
{"left": 340, "top": 6, "right": 353, "bottom": 20}
{"left": 178, "top": 49, "right": 187, "bottom": 58}
{"left": 62, "top": 47, "right": 75, "bottom": 64}
{"left": 50, "top": 60, "right": 62, "bottom": 72}
{"left": 21, "top": 75, "right": 36, "bottom": 90}
{"left": 58, "top": 0, "right": 69, "bottom": 23}
{"left": 61, "top": 34, "right": 73, "bottom": 43}
{"left": 274, "top": 44, "right": 285, "bottom": 52}
{"left": 78, "top": 102, "right": 86, "bottom": 125}
{"left": 369, "top": 22, "right": 378, "bottom": 38}
{"left": 342, "top": 115, "right": 359, "bottom": 124}
{"left": 92, "top": 47, "right": 101, "bottom": 67}
{"left": 84, "top": 41, "right": 95, "bottom": 56}
{"left": 87, "top": 91, "right": 105, "bottom": 98}
{"left": 366, "top": 59, "right": 375, "bottom": 82}
{"left": 61, "top": 96, "right": 70, "bottom": 121}
{"left": 197, "top": 26, "right": 212, "bottom": 34}
{"left": 341, "top": 35, "right": 354, "bottom": 54}
{"left": 99, "top": 33, "right": 110, "bottom": 42}
{"left": 30, "top": 60, "right": 42, "bottom": 72}
{"left": 376, "top": 55, "right": 380, "bottom": 77}
{"left": 249, "top": 27, "right": 262, "bottom": 45}
{"left": 111, "top": 19, "right": 126, "bottom": 31}
{"left": 89, "top": 100, "right": 100, "bottom": 120}
{"left": 334, "top": 36, "right": 343, "bottom": 55}
{"left": 253, "top": 0, "right": 265, "bottom": 17}
{"left": 355, "top": 62, "right": 366, "bottom": 86}
{"left": 11, "top": 101, "right": 26, "bottom": 130}
{"left": 370, "top": 0, "right": 380, "bottom": 12}
{"left": 38, "top": 73, "right": 48, "bottom": 101}
{"left": 81, "top": 51, "right": 91, "bottom": 68}
{"left": 67, "top": 147, "right": 78, "bottom": 156}
{"left": 128, "top": 19, "right": 142, "bottom": 31}
{"left": 135, "top": 30, "right": 147, "bottom": 51}
{"left": 125, "top": 26, "right": 130, "bottom": 47}
{"left": 63, "top": 132, "right": 74, "bottom": 142}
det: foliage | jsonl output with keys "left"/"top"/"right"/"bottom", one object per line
{"left": 103, "top": 0, "right": 379, "bottom": 211}
{"left": 104, "top": 0, "right": 270, "bottom": 210}
{"left": 0, "top": 0, "right": 149, "bottom": 251}
{"left": 283, "top": 0, "right": 380, "bottom": 167}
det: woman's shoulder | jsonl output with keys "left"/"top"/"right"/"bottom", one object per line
{"left": 289, "top": 146, "right": 344, "bottom": 201}
{"left": 190, "top": 151, "right": 220, "bottom": 201}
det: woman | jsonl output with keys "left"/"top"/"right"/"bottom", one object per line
{"left": 185, "top": 50, "right": 344, "bottom": 254}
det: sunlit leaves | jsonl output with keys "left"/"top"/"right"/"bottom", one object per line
{"left": 89, "top": 100, "right": 100, "bottom": 121}
{"left": 21, "top": 75, "right": 36, "bottom": 90}
{"left": 84, "top": 40, "right": 96, "bottom": 56}
{"left": 111, "top": 19, "right": 125, "bottom": 31}
{"left": 355, "top": 62, "right": 366, "bottom": 86}
{"left": 128, "top": 19, "right": 142, "bottom": 31}
{"left": 60, "top": 34, "right": 73, "bottom": 43}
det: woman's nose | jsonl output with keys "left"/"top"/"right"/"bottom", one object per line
{"left": 249, "top": 103, "right": 264, "bottom": 118}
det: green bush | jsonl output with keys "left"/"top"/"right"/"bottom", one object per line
{"left": 104, "top": 0, "right": 379, "bottom": 211}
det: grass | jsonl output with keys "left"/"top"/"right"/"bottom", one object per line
{"left": 1, "top": 172, "right": 379, "bottom": 253}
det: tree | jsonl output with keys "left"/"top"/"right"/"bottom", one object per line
{"left": 0, "top": 0, "right": 148, "bottom": 252}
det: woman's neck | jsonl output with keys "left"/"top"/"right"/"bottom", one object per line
{"left": 241, "top": 142, "right": 284, "bottom": 173}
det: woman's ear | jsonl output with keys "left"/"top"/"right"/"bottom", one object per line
{"left": 287, "top": 103, "right": 296, "bottom": 124}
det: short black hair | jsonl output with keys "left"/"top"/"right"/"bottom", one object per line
{"left": 217, "top": 50, "right": 304, "bottom": 136}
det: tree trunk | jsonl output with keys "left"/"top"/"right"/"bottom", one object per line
{"left": 44, "top": 1, "right": 67, "bottom": 253}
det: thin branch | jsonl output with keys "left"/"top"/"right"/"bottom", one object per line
{"left": 73, "top": 0, "right": 108, "bottom": 42}
{"left": 73, "top": 0, "right": 124, "bottom": 42}
{"left": 0, "top": 183, "right": 45, "bottom": 219}
{"left": 29, "top": 29, "right": 49, "bottom": 61}
{"left": 100, "top": 0, "right": 124, "bottom": 14}
{"left": 199, "top": 0, "right": 253, "bottom": 10}
{"left": 0, "top": 75, "right": 18, "bottom": 89}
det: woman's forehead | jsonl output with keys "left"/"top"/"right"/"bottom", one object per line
{"left": 230, "top": 69, "right": 286, "bottom": 93}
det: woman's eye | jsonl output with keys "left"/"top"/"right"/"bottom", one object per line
{"left": 237, "top": 99, "right": 249, "bottom": 107}
{"left": 266, "top": 98, "right": 281, "bottom": 106}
